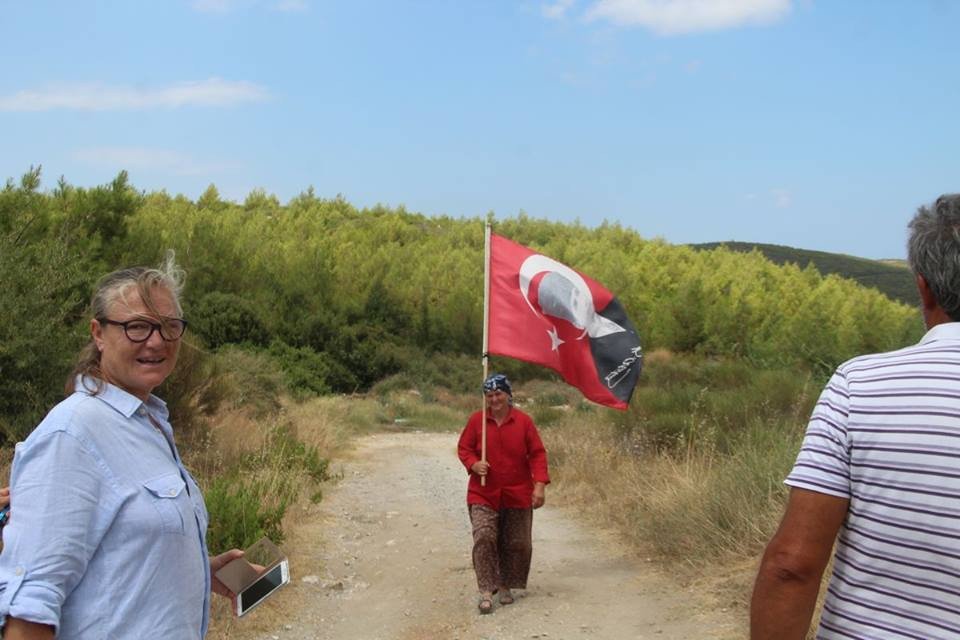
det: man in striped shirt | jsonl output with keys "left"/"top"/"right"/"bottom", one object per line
{"left": 752, "top": 194, "right": 960, "bottom": 639}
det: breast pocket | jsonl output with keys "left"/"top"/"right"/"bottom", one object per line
{"left": 143, "top": 472, "right": 187, "bottom": 535}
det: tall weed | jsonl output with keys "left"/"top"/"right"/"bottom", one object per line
{"left": 200, "top": 421, "right": 329, "bottom": 552}
{"left": 547, "top": 353, "right": 815, "bottom": 564}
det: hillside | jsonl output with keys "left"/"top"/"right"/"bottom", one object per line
{"left": 691, "top": 242, "right": 917, "bottom": 306}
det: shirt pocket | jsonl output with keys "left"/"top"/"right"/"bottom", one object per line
{"left": 143, "top": 472, "right": 187, "bottom": 535}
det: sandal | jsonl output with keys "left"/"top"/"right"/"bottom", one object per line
{"left": 478, "top": 595, "right": 494, "bottom": 615}
{"left": 499, "top": 589, "right": 514, "bottom": 605}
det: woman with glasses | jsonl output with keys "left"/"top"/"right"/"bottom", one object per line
{"left": 0, "top": 253, "right": 242, "bottom": 639}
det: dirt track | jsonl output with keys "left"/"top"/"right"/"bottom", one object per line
{"left": 214, "top": 432, "right": 743, "bottom": 640}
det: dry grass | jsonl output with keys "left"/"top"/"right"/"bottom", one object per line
{"left": 542, "top": 405, "right": 804, "bottom": 631}
{"left": 203, "top": 393, "right": 386, "bottom": 637}
{"left": 281, "top": 396, "right": 361, "bottom": 457}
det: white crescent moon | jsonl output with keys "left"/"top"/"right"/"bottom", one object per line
{"left": 518, "top": 254, "right": 625, "bottom": 339}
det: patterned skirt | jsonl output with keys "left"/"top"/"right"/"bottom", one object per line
{"left": 468, "top": 504, "right": 534, "bottom": 593}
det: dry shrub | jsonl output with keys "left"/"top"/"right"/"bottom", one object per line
{"left": 544, "top": 410, "right": 801, "bottom": 568}
{"left": 282, "top": 396, "right": 355, "bottom": 458}
{"left": 643, "top": 347, "right": 675, "bottom": 366}
{"left": 428, "top": 386, "right": 480, "bottom": 415}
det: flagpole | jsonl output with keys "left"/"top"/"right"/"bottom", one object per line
{"left": 481, "top": 221, "right": 491, "bottom": 487}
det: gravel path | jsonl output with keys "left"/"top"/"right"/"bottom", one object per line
{"left": 209, "top": 432, "right": 743, "bottom": 640}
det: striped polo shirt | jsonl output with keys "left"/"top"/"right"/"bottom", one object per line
{"left": 787, "top": 321, "right": 960, "bottom": 640}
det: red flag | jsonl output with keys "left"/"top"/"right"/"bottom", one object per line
{"left": 487, "top": 233, "right": 642, "bottom": 409}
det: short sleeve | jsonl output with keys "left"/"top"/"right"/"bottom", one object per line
{"left": 785, "top": 370, "right": 852, "bottom": 499}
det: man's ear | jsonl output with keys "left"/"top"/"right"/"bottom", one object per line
{"left": 917, "top": 273, "right": 938, "bottom": 311}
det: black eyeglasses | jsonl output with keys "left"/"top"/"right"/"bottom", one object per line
{"left": 97, "top": 317, "right": 188, "bottom": 342}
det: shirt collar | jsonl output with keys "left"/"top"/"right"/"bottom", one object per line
{"left": 919, "top": 321, "right": 960, "bottom": 345}
{"left": 488, "top": 407, "right": 514, "bottom": 424}
{"left": 75, "top": 375, "right": 169, "bottom": 420}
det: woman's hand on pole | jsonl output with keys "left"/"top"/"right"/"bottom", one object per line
{"left": 471, "top": 461, "right": 490, "bottom": 476}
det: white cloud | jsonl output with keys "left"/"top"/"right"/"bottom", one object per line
{"left": 543, "top": 0, "right": 577, "bottom": 20}
{"left": 584, "top": 0, "right": 791, "bottom": 35}
{"left": 72, "top": 147, "right": 241, "bottom": 177}
{"left": 0, "top": 78, "right": 269, "bottom": 112}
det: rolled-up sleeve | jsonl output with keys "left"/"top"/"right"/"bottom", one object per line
{"left": 0, "top": 430, "right": 117, "bottom": 630}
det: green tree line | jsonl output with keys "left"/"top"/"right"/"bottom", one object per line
{"left": 0, "top": 168, "right": 924, "bottom": 441}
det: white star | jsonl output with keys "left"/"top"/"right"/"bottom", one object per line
{"left": 547, "top": 326, "right": 565, "bottom": 351}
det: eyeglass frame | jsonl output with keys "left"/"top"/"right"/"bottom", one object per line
{"left": 96, "top": 317, "right": 188, "bottom": 343}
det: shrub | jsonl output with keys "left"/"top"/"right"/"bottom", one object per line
{"left": 0, "top": 221, "right": 89, "bottom": 442}
{"left": 190, "top": 291, "right": 270, "bottom": 349}
{"left": 323, "top": 322, "right": 406, "bottom": 391}
{"left": 203, "top": 475, "right": 288, "bottom": 552}
{"left": 211, "top": 346, "right": 285, "bottom": 417}
{"left": 267, "top": 340, "right": 338, "bottom": 396}
{"left": 201, "top": 422, "right": 330, "bottom": 551}
{"left": 612, "top": 353, "right": 815, "bottom": 453}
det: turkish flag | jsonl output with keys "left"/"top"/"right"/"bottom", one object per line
{"left": 487, "top": 233, "right": 642, "bottom": 409}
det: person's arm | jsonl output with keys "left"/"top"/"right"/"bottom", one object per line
{"left": 524, "top": 419, "right": 550, "bottom": 483}
{"left": 0, "top": 432, "right": 114, "bottom": 637}
{"left": 3, "top": 618, "right": 54, "bottom": 639}
{"left": 750, "top": 488, "right": 849, "bottom": 640}
{"left": 457, "top": 415, "right": 482, "bottom": 474}
{"left": 524, "top": 417, "right": 549, "bottom": 508}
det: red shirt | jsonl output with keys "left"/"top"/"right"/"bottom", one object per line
{"left": 457, "top": 407, "right": 550, "bottom": 510}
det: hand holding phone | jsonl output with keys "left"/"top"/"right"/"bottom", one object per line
{"left": 234, "top": 560, "right": 290, "bottom": 616}
{"left": 214, "top": 538, "right": 290, "bottom": 617}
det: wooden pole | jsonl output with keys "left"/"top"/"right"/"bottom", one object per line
{"left": 481, "top": 221, "right": 491, "bottom": 487}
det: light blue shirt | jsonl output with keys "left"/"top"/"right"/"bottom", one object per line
{"left": 0, "top": 378, "right": 211, "bottom": 639}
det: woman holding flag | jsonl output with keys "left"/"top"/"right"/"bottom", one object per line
{"left": 457, "top": 373, "right": 550, "bottom": 615}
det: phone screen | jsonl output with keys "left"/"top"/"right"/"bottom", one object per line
{"left": 238, "top": 561, "right": 288, "bottom": 616}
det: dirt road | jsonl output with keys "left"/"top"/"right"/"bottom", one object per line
{"left": 214, "top": 432, "right": 743, "bottom": 640}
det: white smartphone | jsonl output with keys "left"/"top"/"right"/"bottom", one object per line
{"left": 235, "top": 559, "right": 290, "bottom": 617}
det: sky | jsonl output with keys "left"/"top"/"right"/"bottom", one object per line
{"left": 2, "top": 0, "right": 959, "bottom": 260}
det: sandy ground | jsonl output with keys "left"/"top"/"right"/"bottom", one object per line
{"left": 210, "top": 432, "right": 744, "bottom": 640}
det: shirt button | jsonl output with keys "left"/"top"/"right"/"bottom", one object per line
{"left": 14, "top": 567, "right": 24, "bottom": 576}
{"left": 168, "top": 489, "right": 177, "bottom": 496}
{"left": 137, "top": 407, "right": 146, "bottom": 417}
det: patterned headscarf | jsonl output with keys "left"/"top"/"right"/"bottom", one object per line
{"left": 482, "top": 373, "right": 512, "bottom": 396}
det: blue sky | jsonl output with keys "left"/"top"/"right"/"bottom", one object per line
{"left": 2, "top": 1, "right": 958, "bottom": 259}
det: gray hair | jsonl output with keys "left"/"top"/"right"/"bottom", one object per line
{"left": 66, "top": 250, "right": 185, "bottom": 394}
{"left": 908, "top": 194, "right": 960, "bottom": 320}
